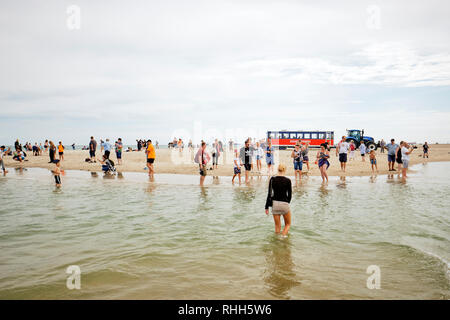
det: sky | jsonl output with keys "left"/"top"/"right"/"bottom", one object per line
{"left": 0, "top": 0, "right": 450, "bottom": 146}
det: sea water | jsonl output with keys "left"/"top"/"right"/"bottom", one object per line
{"left": 0, "top": 162, "right": 449, "bottom": 299}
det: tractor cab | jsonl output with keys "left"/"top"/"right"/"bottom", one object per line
{"left": 347, "top": 129, "right": 362, "bottom": 141}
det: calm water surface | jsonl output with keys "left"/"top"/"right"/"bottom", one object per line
{"left": 0, "top": 162, "right": 449, "bottom": 299}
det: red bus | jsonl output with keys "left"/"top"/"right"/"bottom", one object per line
{"left": 267, "top": 130, "right": 334, "bottom": 149}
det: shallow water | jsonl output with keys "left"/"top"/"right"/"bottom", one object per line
{"left": 0, "top": 162, "right": 449, "bottom": 299}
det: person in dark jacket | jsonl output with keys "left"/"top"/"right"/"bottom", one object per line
{"left": 265, "top": 164, "right": 292, "bottom": 236}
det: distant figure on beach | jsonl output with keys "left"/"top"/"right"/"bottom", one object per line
{"left": 89, "top": 136, "right": 97, "bottom": 163}
{"left": 336, "top": 136, "right": 349, "bottom": 172}
{"left": 98, "top": 155, "right": 116, "bottom": 175}
{"left": 137, "top": 139, "right": 142, "bottom": 151}
{"left": 52, "top": 159, "right": 61, "bottom": 188}
{"left": 240, "top": 139, "right": 253, "bottom": 183}
{"left": 58, "top": 141, "right": 64, "bottom": 161}
{"left": 49, "top": 141, "right": 56, "bottom": 163}
{"left": 401, "top": 141, "right": 414, "bottom": 179}
{"left": 155, "top": 141, "right": 159, "bottom": 149}
{"left": 0, "top": 146, "right": 8, "bottom": 175}
{"left": 386, "top": 139, "right": 399, "bottom": 171}
{"left": 291, "top": 143, "right": 303, "bottom": 181}
{"left": 265, "top": 164, "right": 292, "bottom": 237}
{"left": 115, "top": 138, "right": 123, "bottom": 165}
{"left": 44, "top": 140, "right": 49, "bottom": 153}
{"left": 369, "top": 150, "right": 378, "bottom": 173}
{"left": 212, "top": 139, "right": 220, "bottom": 169}
{"left": 195, "top": 142, "right": 210, "bottom": 186}
{"left": 423, "top": 142, "right": 429, "bottom": 158}
{"left": 145, "top": 139, "right": 156, "bottom": 176}
{"left": 301, "top": 141, "right": 310, "bottom": 171}
{"left": 232, "top": 149, "right": 242, "bottom": 184}
{"left": 316, "top": 143, "right": 330, "bottom": 183}
{"left": 359, "top": 141, "right": 366, "bottom": 162}
{"left": 102, "top": 139, "right": 112, "bottom": 159}
{"left": 229, "top": 140, "right": 233, "bottom": 151}
{"left": 380, "top": 139, "right": 386, "bottom": 153}
{"left": 71, "top": 143, "right": 76, "bottom": 150}
{"left": 265, "top": 139, "right": 275, "bottom": 175}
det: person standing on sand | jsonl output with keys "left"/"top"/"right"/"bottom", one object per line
{"left": 89, "top": 136, "right": 97, "bottom": 163}
{"left": 386, "top": 139, "right": 399, "bottom": 171}
{"left": 359, "top": 141, "right": 366, "bottom": 162}
{"left": 255, "top": 141, "right": 263, "bottom": 173}
{"left": 316, "top": 144, "right": 330, "bottom": 183}
{"left": 336, "top": 136, "right": 350, "bottom": 172}
{"left": 401, "top": 141, "right": 414, "bottom": 179}
{"left": 423, "top": 142, "right": 429, "bottom": 158}
{"left": 369, "top": 150, "right": 378, "bottom": 173}
{"left": 115, "top": 138, "right": 123, "bottom": 165}
{"left": 291, "top": 143, "right": 303, "bottom": 181}
{"left": 102, "top": 139, "right": 112, "bottom": 159}
{"left": 0, "top": 146, "right": 9, "bottom": 175}
{"left": 380, "top": 139, "right": 386, "bottom": 153}
{"left": 58, "top": 141, "right": 64, "bottom": 161}
{"left": 265, "top": 164, "right": 292, "bottom": 237}
{"left": 212, "top": 139, "right": 220, "bottom": 170}
{"left": 44, "top": 140, "right": 49, "bottom": 153}
{"left": 145, "top": 139, "right": 156, "bottom": 176}
{"left": 49, "top": 141, "right": 56, "bottom": 163}
{"left": 349, "top": 140, "right": 356, "bottom": 161}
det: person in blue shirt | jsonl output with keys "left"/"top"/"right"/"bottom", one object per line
{"left": 359, "top": 141, "right": 367, "bottom": 162}
{"left": 265, "top": 139, "right": 275, "bottom": 175}
{"left": 102, "top": 139, "right": 112, "bottom": 159}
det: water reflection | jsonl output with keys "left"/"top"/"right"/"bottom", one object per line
{"left": 337, "top": 176, "right": 347, "bottom": 189}
{"left": 262, "top": 236, "right": 301, "bottom": 299}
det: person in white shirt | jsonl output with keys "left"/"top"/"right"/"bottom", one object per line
{"left": 232, "top": 149, "right": 242, "bottom": 184}
{"left": 401, "top": 142, "right": 414, "bottom": 179}
{"left": 255, "top": 142, "right": 263, "bottom": 173}
{"left": 336, "top": 136, "right": 350, "bottom": 172}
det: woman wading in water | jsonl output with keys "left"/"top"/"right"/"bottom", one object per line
{"left": 265, "top": 164, "right": 292, "bottom": 237}
{"left": 316, "top": 143, "right": 330, "bottom": 183}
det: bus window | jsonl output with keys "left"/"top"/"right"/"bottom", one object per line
{"left": 297, "top": 133, "right": 303, "bottom": 139}
{"left": 290, "top": 133, "right": 297, "bottom": 139}
{"left": 326, "top": 132, "right": 331, "bottom": 139}
{"left": 311, "top": 133, "right": 318, "bottom": 139}
{"left": 319, "top": 133, "right": 325, "bottom": 139}
{"left": 282, "top": 133, "right": 289, "bottom": 139}
{"left": 304, "top": 133, "right": 310, "bottom": 139}
{"left": 269, "top": 132, "right": 275, "bottom": 139}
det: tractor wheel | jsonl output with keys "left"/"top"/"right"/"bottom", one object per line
{"left": 366, "top": 142, "right": 377, "bottom": 151}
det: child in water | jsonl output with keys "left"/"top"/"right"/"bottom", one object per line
{"left": 52, "top": 159, "right": 62, "bottom": 187}
{"left": 232, "top": 149, "right": 242, "bottom": 184}
{"left": 369, "top": 150, "right": 378, "bottom": 173}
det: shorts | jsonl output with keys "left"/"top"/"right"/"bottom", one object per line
{"left": 59, "top": 152, "right": 63, "bottom": 156}
{"left": 339, "top": 153, "right": 347, "bottom": 163}
{"left": 396, "top": 158, "right": 402, "bottom": 164}
{"left": 116, "top": 152, "right": 122, "bottom": 159}
{"left": 360, "top": 153, "right": 365, "bottom": 157}
{"left": 272, "top": 200, "right": 290, "bottom": 215}
{"left": 388, "top": 154, "right": 395, "bottom": 162}
{"left": 256, "top": 155, "right": 261, "bottom": 160}
{"left": 147, "top": 158, "right": 155, "bottom": 164}
{"left": 266, "top": 157, "right": 274, "bottom": 165}
{"left": 199, "top": 165, "right": 207, "bottom": 176}
{"left": 294, "top": 161, "right": 302, "bottom": 171}
{"left": 370, "top": 159, "right": 377, "bottom": 165}
{"left": 234, "top": 167, "right": 241, "bottom": 175}
{"left": 402, "top": 159, "right": 409, "bottom": 168}
{"left": 244, "top": 163, "right": 251, "bottom": 171}
{"left": 303, "top": 156, "right": 309, "bottom": 162}
{"left": 54, "top": 175, "right": 61, "bottom": 184}
{"left": 89, "top": 150, "right": 95, "bottom": 157}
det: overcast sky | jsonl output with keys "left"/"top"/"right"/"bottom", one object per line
{"left": 1, "top": 0, "right": 449, "bottom": 145}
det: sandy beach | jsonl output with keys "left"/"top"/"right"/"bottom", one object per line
{"left": 4, "top": 144, "right": 450, "bottom": 177}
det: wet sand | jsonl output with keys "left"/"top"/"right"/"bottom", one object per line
{"left": 4, "top": 144, "right": 450, "bottom": 177}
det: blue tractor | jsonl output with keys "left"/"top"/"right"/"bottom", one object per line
{"left": 345, "top": 129, "right": 377, "bottom": 151}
